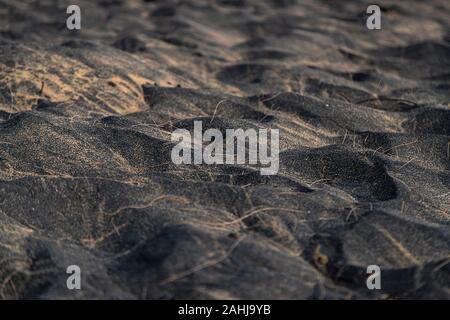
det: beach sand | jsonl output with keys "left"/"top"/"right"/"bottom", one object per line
{"left": 0, "top": 0, "right": 449, "bottom": 299}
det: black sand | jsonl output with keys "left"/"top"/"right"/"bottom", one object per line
{"left": 0, "top": 0, "right": 449, "bottom": 299}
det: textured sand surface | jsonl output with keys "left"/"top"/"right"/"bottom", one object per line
{"left": 0, "top": 0, "right": 449, "bottom": 299}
